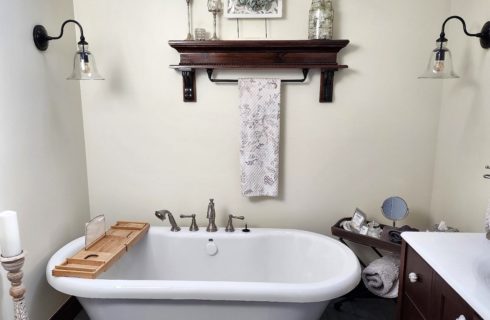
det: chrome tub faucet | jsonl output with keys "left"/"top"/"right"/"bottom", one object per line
{"left": 180, "top": 214, "right": 199, "bottom": 231}
{"left": 225, "top": 214, "right": 245, "bottom": 232}
{"left": 155, "top": 209, "right": 181, "bottom": 232}
{"left": 206, "top": 199, "right": 218, "bottom": 232}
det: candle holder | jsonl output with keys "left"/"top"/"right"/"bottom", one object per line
{"left": 207, "top": 0, "right": 222, "bottom": 40}
{"left": 185, "top": 0, "right": 193, "bottom": 40}
{"left": 1, "top": 251, "right": 30, "bottom": 320}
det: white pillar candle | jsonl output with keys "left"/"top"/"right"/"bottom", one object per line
{"left": 0, "top": 211, "right": 22, "bottom": 258}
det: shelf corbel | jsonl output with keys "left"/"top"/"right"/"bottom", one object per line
{"left": 321, "top": 69, "right": 335, "bottom": 103}
{"left": 180, "top": 68, "right": 196, "bottom": 102}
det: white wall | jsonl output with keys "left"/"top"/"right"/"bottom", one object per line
{"left": 0, "top": 1, "right": 90, "bottom": 319}
{"left": 74, "top": 0, "right": 447, "bottom": 232}
{"left": 430, "top": 0, "right": 490, "bottom": 231}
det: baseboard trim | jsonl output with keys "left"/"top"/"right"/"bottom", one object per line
{"left": 49, "top": 296, "right": 82, "bottom": 320}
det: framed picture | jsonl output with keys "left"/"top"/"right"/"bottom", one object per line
{"left": 224, "top": 0, "right": 283, "bottom": 18}
{"left": 351, "top": 208, "right": 367, "bottom": 232}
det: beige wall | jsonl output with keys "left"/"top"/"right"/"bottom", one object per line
{"left": 2, "top": 0, "right": 488, "bottom": 318}
{"left": 0, "top": 1, "right": 90, "bottom": 319}
{"left": 430, "top": 0, "right": 490, "bottom": 232}
{"left": 74, "top": 0, "right": 447, "bottom": 232}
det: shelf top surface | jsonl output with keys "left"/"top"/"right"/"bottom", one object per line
{"left": 170, "top": 64, "right": 348, "bottom": 70}
{"left": 169, "top": 39, "right": 350, "bottom": 52}
{"left": 169, "top": 39, "right": 349, "bottom": 46}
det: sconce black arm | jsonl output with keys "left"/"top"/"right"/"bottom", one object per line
{"left": 33, "top": 19, "right": 87, "bottom": 51}
{"left": 437, "top": 15, "right": 490, "bottom": 49}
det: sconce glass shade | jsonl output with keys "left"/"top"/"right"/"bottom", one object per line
{"left": 67, "top": 44, "right": 104, "bottom": 80}
{"left": 419, "top": 41, "right": 459, "bottom": 79}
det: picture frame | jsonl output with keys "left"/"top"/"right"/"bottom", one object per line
{"left": 224, "top": 0, "right": 283, "bottom": 18}
{"left": 351, "top": 208, "right": 367, "bottom": 232}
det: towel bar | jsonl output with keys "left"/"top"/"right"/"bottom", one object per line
{"left": 206, "top": 68, "right": 310, "bottom": 84}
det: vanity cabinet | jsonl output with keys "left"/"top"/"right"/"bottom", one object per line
{"left": 398, "top": 242, "right": 483, "bottom": 320}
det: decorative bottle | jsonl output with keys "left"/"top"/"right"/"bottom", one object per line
{"left": 308, "top": 0, "right": 334, "bottom": 40}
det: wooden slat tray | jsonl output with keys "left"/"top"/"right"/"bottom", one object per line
{"left": 52, "top": 221, "right": 150, "bottom": 279}
{"left": 331, "top": 217, "right": 401, "bottom": 253}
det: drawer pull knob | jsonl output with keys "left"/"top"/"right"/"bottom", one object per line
{"left": 408, "top": 272, "right": 418, "bottom": 283}
{"left": 455, "top": 316, "right": 466, "bottom": 320}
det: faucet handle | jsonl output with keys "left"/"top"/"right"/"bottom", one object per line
{"left": 180, "top": 214, "right": 199, "bottom": 232}
{"left": 225, "top": 214, "right": 245, "bottom": 232}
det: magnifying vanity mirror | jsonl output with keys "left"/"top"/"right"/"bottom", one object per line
{"left": 381, "top": 196, "right": 409, "bottom": 227}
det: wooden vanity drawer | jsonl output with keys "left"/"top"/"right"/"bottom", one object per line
{"left": 432, "top": 273, "right": 481, "bottom": 320}
{"left": 402, "top": 293, "right": 426, "bottom": 320}
{"left": 403, "top": 246, "right": 434, "bottom": 318}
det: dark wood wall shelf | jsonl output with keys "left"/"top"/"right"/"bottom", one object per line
{"left": 169, "top": 40, "right": 349, "bottom": 103}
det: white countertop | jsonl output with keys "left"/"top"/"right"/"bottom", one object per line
{"left": 402, "top": 232, "right": 490, "bottom": 319}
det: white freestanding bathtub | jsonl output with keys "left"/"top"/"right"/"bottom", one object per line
{"left": 47, "top": 227, "right": 360, "bottom": 320}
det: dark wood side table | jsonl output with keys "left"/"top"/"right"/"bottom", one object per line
{"left": 331, "top": 217, "right": 402, "bottom": 311}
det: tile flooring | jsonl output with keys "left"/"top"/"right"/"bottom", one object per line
{"left": 321, "top": 283, "right": 396, "bottom": 319}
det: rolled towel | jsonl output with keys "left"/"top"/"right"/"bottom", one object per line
{"left": 362, "top": 255, "right": 400, "bottom": 298}
{"left": 387, "top": 225, "right": 419, "bottom": 244}
{"left": 388, "top": 230, "right": 403, "bottom": 244}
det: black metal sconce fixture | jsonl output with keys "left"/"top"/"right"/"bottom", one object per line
{"left": 33, "top": 19, "right": 104, "bottom": 80}
{"left": 419, "top": 16, "right": 490, "bottom": 79}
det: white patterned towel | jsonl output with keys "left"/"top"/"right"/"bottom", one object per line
{"left": 238, "top": 78, "right": 281, "bottom": 197}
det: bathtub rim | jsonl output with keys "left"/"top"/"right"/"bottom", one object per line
{"left": 46, "top": 227, "right": 361, "bottom": 303}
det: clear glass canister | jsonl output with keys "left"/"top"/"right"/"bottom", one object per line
{"left": 308, "top": 0, "right": 334, "bottom": 40}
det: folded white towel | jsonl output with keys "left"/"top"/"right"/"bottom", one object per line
{"left": 362, "top": 255, "right": 400, "bottom": 298}
{"left": 238, "top": 78, "right": 281, "bottom": 197}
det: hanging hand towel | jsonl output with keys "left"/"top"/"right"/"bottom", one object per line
{"left": 238, "top": 78, "right": 281, "bottom": 197}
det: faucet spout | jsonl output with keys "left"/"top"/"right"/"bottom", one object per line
{"left": 155, "top": 209, "right": 181, "bottom": 232}
{"left": 206, "top": 199, "right": 218, "bottom": 232}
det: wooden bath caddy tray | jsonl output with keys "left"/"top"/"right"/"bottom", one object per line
{"left": 52, "top": 221, "right": 150, "bottom": 279}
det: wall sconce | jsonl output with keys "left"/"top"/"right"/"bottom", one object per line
{"left": 419, "top": 16, "right": 490, "bottom": 79}
{"left": 33, "top": 19, "right": 104, "bottom": 80}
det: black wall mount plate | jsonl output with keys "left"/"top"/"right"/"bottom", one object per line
{"left": 480, "top": 21, "right": 490, "bottom": 49}
{"left": 33, "top": 25, "right": 49, "bottom": 51}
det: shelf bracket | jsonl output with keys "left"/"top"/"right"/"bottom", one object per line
{"left": 181, "top": 69, "right": 196, "bottom": 102}
{"left": 320, "top": 70, "right": 335, "bottom": 103}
